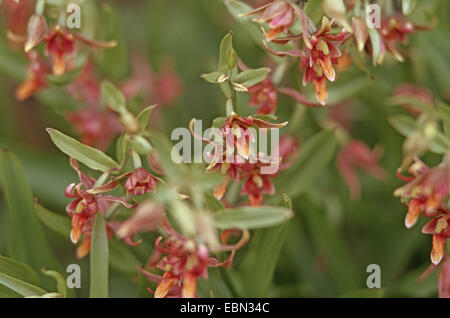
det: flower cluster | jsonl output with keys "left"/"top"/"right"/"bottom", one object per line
{"left": 139, "top": 218, "right": 249, "bottom": 298}
{"left": 395, "top": 158, "right": 449, "bottom": 265}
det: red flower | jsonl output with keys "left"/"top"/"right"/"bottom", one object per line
{"left": 45, "top": 26, "right": 75, "bottom": 75}
{"left": 422, "top": 212, "right": 450, "bottom": 265}
{"left": 366, "top": 15, "right": 431, "bottom": 64}
{"left": 263, "top": 16, "right": 348, "bottom": 105}
{"left": 337, "top": 140, "right": 386, "bottom": 200}
{"left": 242, "top": 0, "right": 295, "bottom": 41}
{"left": 15, "top": 51, "right": 49, "bottom": 101}
{"left": 65, "top": 158, "right": 136, "bottom": 258}
{"left": 395, "top": 158, "right": 449, "bottom": 230}
{"left": 138, "top": 218, "right": 248, "bottom": 298}
{"left": 192, "top": 114, "right": 287, "bottom": 204}
{"left": 124, "top": 167, "right": 157, "bottom": 195}
{"left": 248, "top": 78, "right": 278, "bottom": 114}
{"left": 300, "top": 17, "right": 347, "bottom": 105}
{"left": 241, "top": 170, "right": 275, "bottom": 206}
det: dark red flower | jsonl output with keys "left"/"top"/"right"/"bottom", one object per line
{"left": 15, "top": 51, "right": 49, "bottom": 101}
{"left": 138, "top": 218, "right": 248, "bottom": 298}
{"left": 65, "top": 158, "right": 136, "bottom": 258}
{"left": 124, "top": 167, "right": 157, "bottom": 195}
{"left": 422, "top": 212, "right": 450, "bottom": 265}
{"left": 242, "top": 0, "right": 295, "bottom": 41}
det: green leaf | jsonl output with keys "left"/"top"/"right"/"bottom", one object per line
{"left": 47, "top": 128, "right": 119, "bottom": 172}
{"left": 388, "top": 115, "right": 450, "bottom": 154}
{"left": 368, "top": 28, "right": 381, "bottom": 65}
{"left": 90, "top": 213, "right": 109, "bottom": 298}
{"left": 201, "top": 71, "right": 226, "bottom": 84}
{"left": 222, "top": 0, "right": 263, "bottom": 47}
{"left": 204, "top": 191, "right": 225, "bottom": 212}
{"left": 218, "top": 32, "right": 237, "bottom": 73}
{"left": 42, "top": 269, "right": 67, "bottom": 298}
{"left": 233, "top": 68, "right": 270, "bottom": 87}
{"left": 214, "top": 206, "right": 293, "bottom": 230}
{"left": 280, "top": 131, "right": 337, "bottom": 198}
{"left": 109, "top": 239, "right": 141, "bottom": 276}
{"left": 149, "top": 131, "right": 184, "bottom": 181}
{"left": 239, "top": 195, "right": 292, "bottom": 297}
{"left": 0, "top": 149, "right": 61, "bottom": 281}
{"left": 437, "top": 100, "right": 450, "bottom": 139}
{"left": 136, "top": 105, "right": 157, "bottom": 132}
{"left": 101, "top": 81, "right": 127, "bottom": 113}
{"left": 402, "top": 0, "right": 417, "bottom": 15}
{"left": 0, "top": 254, "right": 40, "bottom": 286}
{"left": 95, "top": 4, "right": 129, "bottom": 80}
{"left": 0, "top": 273, "right": 46, "bottom": 297}
{"left": 35, "top": 203, "right": 71, "bottom": 239}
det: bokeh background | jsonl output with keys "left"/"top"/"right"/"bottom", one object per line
{"left": 0, "top": 0, "right": 449, "bottom": 297}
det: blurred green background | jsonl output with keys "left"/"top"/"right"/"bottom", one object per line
{"left": 0, "top": 0, "right": 449, "bottom": 297}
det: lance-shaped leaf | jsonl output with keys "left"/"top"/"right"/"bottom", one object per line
{"left": 322, "top": 0, "right": 351, "bottom": 31}
{"left": 204, "top": 191, "right": 225, "bottom": 212}
{"left": 0, "top": 255, "right": 40, "bottom": 287}
{"left": 232, "top": 67, "right": 270, "bottom": 88}
{"left": 109, "top": 239, "right": 142, "bottom": 276}
{"left": 90, "top": 213, "right": 109, "bottom": 298}
{"left": 368, "top": 28, "right": 382, "bottom": 65}
{"left": 280, "top": 130, "right": 337, "bottom": 198}
{"left": 0, "top": 273, "right": 47, "bottom": 297}
{"left": 0, "top": 149, "right": 61, "bottom": 282}
{"left": 47, "top": 128, "right": 119, "bottom": 172}
{"left": 214, "top": 206, "right": 293, "bottom": 230}
{"left": 35, "top": 203, "right": 71, "bottom": 239}
{"left": 101, "top": 81, "right": 127, "bottom": 113}
{"left": 239, "top": 194, "right": 292, "bottom": 297}
{"left": 136, "top": 105, "right": 157, "bottom": 133}
{"left": 402, "top": 0, "right": 418, "bottom": 15}
{"left": 219, "top": 32, "right": 237, "bottom": 73}
{"left": 223, "top": 0, "right": 263, "bottom": 46}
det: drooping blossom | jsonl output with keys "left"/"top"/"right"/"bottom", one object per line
{"left": 190, "top": 114, "right": 292, "bottom": 205}
{"left": 138, "top": 218, "right": 249, "bottom": 298}
{"left": 9, "top": 14, "right": 116, "bottom": 100}
{"left": 124, "top": 167, "right": 158, "bottom": 195}
{"left": 337, "top": 140, "right": 387, "bottom": 200}
{"left": 241, "top": 0, "right": 295, "bottom": 41}
{"left": 422, "top": 212, "right": 450, "bottom": 265}
{"left": 299, "top": 17, "right": 348, "bottom": 105}
{"left": 64, "top": 158, "right": 136, "bottom": 258}
{"left": 263, "top": 16, "right": 349, "bottom": 105}
{"left": 360, "top": 14, "right": 432, "bottom": 65}
{"left": 395, "top": 158, "right": 450, "bottom": 265}
{"left": 15, "top": 51, "right": 50, "bottom": 101}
